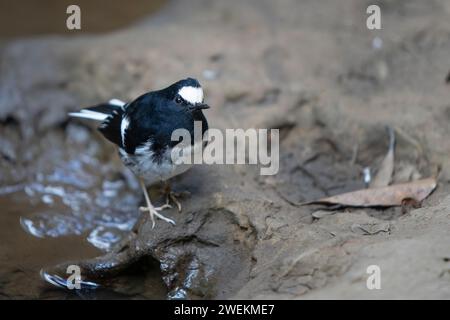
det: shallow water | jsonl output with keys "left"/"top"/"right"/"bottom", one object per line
{"left": 0, "top": 0, "right": 171, "bottom": 299}
{"left": 0, "top": 194, "right": 167, "bottom": 299}
{"left": 0, "top": 194, "right": 99, "bottom": 299}
{"left": 0, "top": 124, "right": 167, "bottom": 299}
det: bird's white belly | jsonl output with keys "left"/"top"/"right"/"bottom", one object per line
{"left": 119, "top": 148, "right": 192, "bottom": 186}
{"left": 137, "top": 157, "right": 192, "bottom": 185}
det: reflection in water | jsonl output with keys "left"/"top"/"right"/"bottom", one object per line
{"left": 41, "top": 269, "right": 100, "bottom": 290}
{"left": 87, "top": 226, "right": 124, "bottom": 251}
{"left": 0, "top": 123, "right": 166, "bottom": 298}
{"left": 0, "top": 0, "right": 169, "bottom": 298}
{"left": 17, "top": 154, "right": 140, "bottom": 250}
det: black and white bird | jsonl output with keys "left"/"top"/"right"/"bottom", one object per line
{"left": 69, "top": 78, "right": 209, "bottom": 227}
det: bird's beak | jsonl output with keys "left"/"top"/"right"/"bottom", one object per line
{"left": 190, "top": 103, "right": 210, "bottom": 111}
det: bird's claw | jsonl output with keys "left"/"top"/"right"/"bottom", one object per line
{"left": 139, "top": 203, "right": 172, "bottom": 212}
{"left": 169, "top": 193, "right": 182, "bottom": 212}
{"left": 167, "top": 191, "right": 190, "bottom": 212}
{"left": 139, "top": 205, "right": 176, "bottom": 228}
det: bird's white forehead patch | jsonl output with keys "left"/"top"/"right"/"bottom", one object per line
{"left": 178, "top": 86, "right": 203, "bottom": 104}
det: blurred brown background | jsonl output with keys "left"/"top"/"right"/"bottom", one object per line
{"left": 0, "top": 0, "right": 165, "bottom": 38}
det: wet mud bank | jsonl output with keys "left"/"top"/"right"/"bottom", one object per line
{"left": 1, "top": 0, "right": 450, "bottom": 299}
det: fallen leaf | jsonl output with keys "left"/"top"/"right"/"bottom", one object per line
{"left": 304, "top": 177, "right": 437, "bottom": 207}
{"left": 370, "top": 127, "right": 395, "bottom": 188}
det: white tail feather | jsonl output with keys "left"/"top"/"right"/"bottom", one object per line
{"left": 68, "top": 109, "right": 109, "bottom": 121}
{"left": 69, "top": 98, "right": 125, "bottom": 121}
{"left": 108, "top": 99, "right": 126, "bottom": 107}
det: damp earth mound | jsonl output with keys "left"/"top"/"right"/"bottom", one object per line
{"left": 1, "top": 0, "right": 450, "bottom": 299}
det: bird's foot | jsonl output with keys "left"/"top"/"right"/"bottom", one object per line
{"left": 166, "top": 191, "right": 190, "bottom": 212}
{"left": 139, "top": 204, "right": 175, "bottom": 228}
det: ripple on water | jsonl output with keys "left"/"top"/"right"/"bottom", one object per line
{"left": 16, "top": 149, "right": 141, "bottom": 251}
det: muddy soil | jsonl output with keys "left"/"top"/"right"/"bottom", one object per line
{"left": 1, "top": 0, "right": 449, "bottom": 299}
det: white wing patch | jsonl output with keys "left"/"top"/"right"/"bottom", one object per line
{"left": 178, "top": 86, "right": 203, "bottom": 104}
{"left": 120, "top": 116, "right": 130, "bottom": 146}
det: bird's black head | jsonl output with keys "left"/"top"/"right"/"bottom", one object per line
{"left": 137, "top": 78, "right": 210, "bottom": 150}
{"left": 158, "top": 77, "right": 210, "bottom": 112}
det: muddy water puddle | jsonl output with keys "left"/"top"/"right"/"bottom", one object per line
{"left": 0, "top": 185, "right": 167, "bottom": 299}
{"left": 0, "top": 0, "right": 171, "bottom": 298}
{"left": 0, "top": 122, "right": 168, "bottom": 298}
{"left": 0, "top": 194, "right": 97, "bottom": 298}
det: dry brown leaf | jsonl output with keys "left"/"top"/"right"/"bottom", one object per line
{"left": 304, "top": 177, "right": 437, "bottom": 207}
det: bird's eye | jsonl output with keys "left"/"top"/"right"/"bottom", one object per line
{"left": 175, "top": 96, "right": 183, "bottom": 104}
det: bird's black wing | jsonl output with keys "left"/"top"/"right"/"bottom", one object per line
{"left": 70, "top": 100, "right": 127, "bottom": 148}
{"left": 97, "top": 105, "right": 125, "bottom": 148}
{"left": 121, "top": 95, "right": 155, "bottom": 154}
{"left": 120, "top": 92, "right": 172, "bottom": 160}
